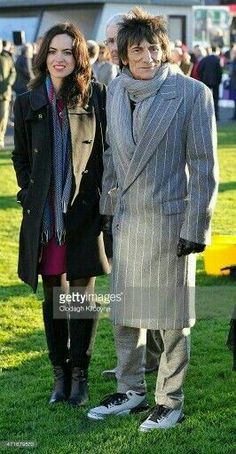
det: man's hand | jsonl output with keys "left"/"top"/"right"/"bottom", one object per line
{"left": 177, "top": 238, "right": 205, "bottom": 257}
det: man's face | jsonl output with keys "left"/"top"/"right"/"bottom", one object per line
{"left": 122, "top": 38, "right": 164, "bottom": 80}
{"left": 105, "top": 24, "right": 119, "bottom": 65}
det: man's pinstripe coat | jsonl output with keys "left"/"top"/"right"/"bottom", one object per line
{"left": 100, "top": 67, "right": 219, "bottom": 330}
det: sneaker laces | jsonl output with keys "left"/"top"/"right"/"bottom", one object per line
{"left": 140, "top": 404, "right": 169, "bottom": 422}
{"left": 100, "top": 393, "right": 128, "bottom": 408}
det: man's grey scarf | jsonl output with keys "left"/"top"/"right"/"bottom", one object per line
{"left": 108, "top": 64, "right": 169, "bottom": 158}
{"left": 41, "top": 77, "right": 72, "bottom": 245}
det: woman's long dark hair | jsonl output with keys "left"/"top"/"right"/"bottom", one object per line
{"left": 30, "top": 22, "right": 91, "bottom": 107}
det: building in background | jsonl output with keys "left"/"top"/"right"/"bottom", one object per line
{"left": 192, "top": 5, "right": 234, "bottom": 48}
{"left": 0, "top": 0, "right": 202, "bottom": 48}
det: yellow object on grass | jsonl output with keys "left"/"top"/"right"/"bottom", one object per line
{"left": 204, "top": 235, "right": 236, "bottom": 276}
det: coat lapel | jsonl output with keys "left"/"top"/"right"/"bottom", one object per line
{"left": 122, "top": 73, "right": 183, "bottom": 193}
{"left": 28, "top": 84, "right": 96, "bottom": 205}
{"left": 29, "top": 84, "right": 48, "bottom": 111}
{"left": 68, "top": 104, "right": 96, "bottom": 204}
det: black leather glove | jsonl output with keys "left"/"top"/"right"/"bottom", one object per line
{"left": 101, "top": 215, "right": 113, "bottom": 234}
{"left": 101, "top": 215, "right": 113, "bottom": 259}
{"left": 177, "top": 238, "right": 205, "bottom": 257}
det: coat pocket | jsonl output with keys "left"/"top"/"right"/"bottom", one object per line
{"left": 162, "top": 198, "right": 186, "bottom": 215}
{"left": 17, "top": 187, "right": 29, "bottom": 207}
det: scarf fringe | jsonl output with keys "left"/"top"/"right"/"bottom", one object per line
{"left": 41, "top": 230, "right": 50, "bottom": 245}
{"left": 55, "top": 229, "right": 66, "bottom": 246}
{"left": 41, "top": 229, "right": 66, "bottom": 246}
{"left": 62, "top": 200, "right": 68, "bottom": 214}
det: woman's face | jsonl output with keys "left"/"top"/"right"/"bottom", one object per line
{"left": 46, "top": 33, "right": 75, "bottom": 85}
{"left": 122, "top": 38, "right": 164, "bottom": 80}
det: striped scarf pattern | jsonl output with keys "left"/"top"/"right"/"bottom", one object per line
{"left": 41, "top": 76, "right": 72, "bottom": 245}
{"left": 108, "top": 64, "right": 169, "bottom": 160}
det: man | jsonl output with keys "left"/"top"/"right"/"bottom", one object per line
{"left": 2, "top": 40, "right": 15, "bottom": 61}
{"left": 87, "top": 40, "right": 100, "bottom": 80}
{"left": 13, "top": 43, "right": 34, "bottom": 96}
{"left": 102, "top": 12, "right": 162, "bottom": 379}
{"left": 104, "top": 13, "right": 124, "bottom": 66}
{"left": 93, "top": 42, "right": 119, "bottom": 85}
{"left": 0, "top": 39, "right": 16, "bottom": 149}
{"left": 88, "top": 8, "right": 218, "bottom": 431}
{"left": 199, "top": 46, "right": 222, "bottom": 120}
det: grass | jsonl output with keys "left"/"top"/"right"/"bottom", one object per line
{"left": 0, "top": 123, "right": 236, "bottom": 454}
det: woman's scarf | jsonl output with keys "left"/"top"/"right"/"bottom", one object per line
{"left": 108, "top": 63, "right": 169, "bottom": 158}
{"left": 41, "top": 76, "right": 72, "bottom": 245}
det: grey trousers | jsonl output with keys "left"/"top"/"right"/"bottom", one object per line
{"left": 113, "top": 325, "right": 191, "bottom": 409}
{"left": 146, "top": 329, "right": 163, "bottom": 369}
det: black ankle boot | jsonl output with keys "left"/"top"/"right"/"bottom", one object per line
{"left": 68, "top": 367, "right": 89, "bottom": 406}
{"left": 63, "top": 360, "right": 72, "bottom": 399}
{"left": 49, "top": 365, "right": 67, "bottom": 404}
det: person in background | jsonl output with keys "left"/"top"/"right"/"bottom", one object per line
{"left": 2, "top": 40, "right": 15, "bottom": 61}
{"left": 228, "top": 46, "right": 236, "bottom": 120}
{"left": 180, "top": 50, "right": 193, "bottom": 76}
{"left": 88, "top": 7, "right": 218, "bottom": 431}
{"left": 210, "top": 30, "right": 224, "bottom": 50}
{"left": 101, "top": 12, "right": 163, "bottom": 380}
{"left": 2, "top": 40, "right": 16, "bottom": 127}
{"left": 104, "top": 13, "right": 125, "bottom": 66}
{"left": 198, "top": 46, "right": 222, "bottom": 120}
{"left": 13, "top": 43, "right": 34, "bottom": 95}
{"left": 94, "top": 42, "right": 118, "bottom": 85}
{"left": 0, "top": 38, "right": 16, "bottom": 149}
{"left": 171, "top": 47, "right": 183, "bottom": 68}
{"left": 190, "top": 45, "right": 207, "bottom": 81}
{"left": 87, "top": 39, "right": 100, "bottom": 81}
{"left": 12, "top": 22, "right": 110, "bottom": 407}
{"left": 32, "top": 36, "right": 43, "bottom": 65}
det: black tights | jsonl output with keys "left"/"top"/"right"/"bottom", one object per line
{"left": 42, "top": 275, "right": 97, "bottom": 369}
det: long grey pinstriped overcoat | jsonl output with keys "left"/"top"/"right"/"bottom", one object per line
{"left": 100, "top": 67, "right": 219, "bottom": 330}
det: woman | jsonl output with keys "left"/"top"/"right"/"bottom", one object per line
{"left": 12, "top": 23, "right": 110, "bottom": 406}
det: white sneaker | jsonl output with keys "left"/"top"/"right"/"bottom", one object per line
{"left": 87, "top": 390, "right": 149, "bottom": 420}
{"left": 139, "top": 405, "right": 184, "bottom": 431}
{"left": 101, "top": 367, "right": 117, "bottom": 379}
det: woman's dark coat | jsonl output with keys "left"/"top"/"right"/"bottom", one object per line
{"left": 12, "top": 82, "right": 110, "bottom": 292}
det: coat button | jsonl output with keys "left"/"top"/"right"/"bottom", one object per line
{"left": 30, "top": 178, "right": 34, "bottom": 184}
{"left": 34, "top": 148, "right": 39, "bottom": 153}
{"left": 27, "top": 209, "right": 31, "bottom": 214}
{"left": 83, "top": 139, "right": 93, "bottom": 144}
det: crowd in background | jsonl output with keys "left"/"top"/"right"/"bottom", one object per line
{"left": 1, "top": 30, "right": 236, "bottom": 149}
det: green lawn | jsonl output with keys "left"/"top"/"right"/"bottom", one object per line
{"left": 0, "top": 124, "right": 236, "bottom": 454}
